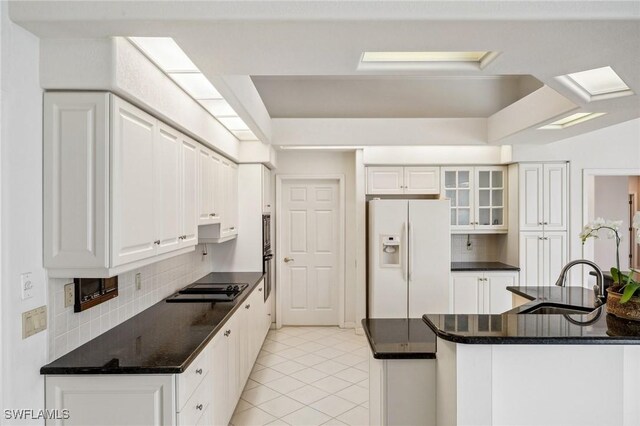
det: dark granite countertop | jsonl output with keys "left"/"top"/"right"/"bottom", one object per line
{"left": 451, "top": 262, "right": 520, "bottom": 271}
{"left": 362, "top": 318, "right": 437, "bottom": 359}
{"left": 41, "top": 272, "right": 264, "bottom": 375}
{"left": 423, "top": 286, "right": 640, "bottom": 345}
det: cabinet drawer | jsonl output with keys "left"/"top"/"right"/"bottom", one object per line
{"left": 177, "top": 372, "right": 213, "bottom": 426}
{"left": 177, "top": 344, "right": 212, "bottom": 411}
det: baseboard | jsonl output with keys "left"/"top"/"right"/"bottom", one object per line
{"left": 342, "top": 321, "right": 356, "bottom": 329}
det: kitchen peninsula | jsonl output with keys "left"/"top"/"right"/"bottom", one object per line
{"left": 364, "top": 286, "right": 640, "bottom": 426}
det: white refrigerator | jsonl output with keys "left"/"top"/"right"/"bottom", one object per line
{"left": 368, "top": 199, "right": 451, "bottom": 318}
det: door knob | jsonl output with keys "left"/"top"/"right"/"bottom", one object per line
{"left": 284, "top": 257, "right": 294, "bottom": 263}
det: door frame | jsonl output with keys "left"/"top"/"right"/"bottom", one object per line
{"left": 275, "top": 174, "right": 346, "bottom": 328}
{"left": 582, "top": 168, "right": 640, "bottom": 282}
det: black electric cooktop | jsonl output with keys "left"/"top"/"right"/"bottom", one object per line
{"left": 179, "top": 283, "right": 249, "bottom": 294}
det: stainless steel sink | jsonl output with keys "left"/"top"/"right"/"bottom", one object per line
{"left": 519, "top": 303, "right": 596, "bottom": 315}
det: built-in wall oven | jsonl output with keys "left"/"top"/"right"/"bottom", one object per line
{"left": 262, "top": 214, "right": 272, "bottom": 302}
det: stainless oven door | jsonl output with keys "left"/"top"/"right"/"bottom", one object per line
{"left": 263, "top": 252, "right": 273, "bottom": 302}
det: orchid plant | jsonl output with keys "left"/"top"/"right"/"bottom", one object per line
{"left": 580, "top": 213, "right": 640, "bottom": 304}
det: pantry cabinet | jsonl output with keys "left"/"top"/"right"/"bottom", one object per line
{"left": 451, "top": 271, "right": 518, "bottom": 314}
{"left": 442, "top": 166, "right": 507, "bottom": 233}
{"left": 44, "top": 92, "right": 204, "bottom": 277}
{"left": 366, "top": 166, "right": 440, "bottom": 195}
{"left": 519, "top": 163, "right": 568, "bottom": 232}
{"left": 262, "top": 166, "right": 273, "bottom": 213}
{"left": 519, "top": 232, "right": 567, "bottom": 286}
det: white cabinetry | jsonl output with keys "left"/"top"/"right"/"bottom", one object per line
{"left": 518, "top": 163, "right": 568, "bottom": 286}
{"left": 45, "top": 279, "right": 270, "bottom": 426}
{"left": 199, "top": 158, "right": 239, "bottom": 243}
{"left": 442, "top": 166, "right": 507, "bottom": 233}
{"left": 519, "top": 232, "right": 567, "bottom": 286}
{"left": 451, "top": 271, "right": 518, "bottom": 314}
{"left": 366, "top": 166, "right": 440, "bottom": 195}
{"left": 44, "top": 92, "right": 198, "bottom": 278}
{"left": 519, "top": 163, "right": 568, "bottom": 232}
{"left": 262, "top": 166, "right": 273, "bottom": 213}
{"left": 198, "top": 146, "right": 221, "bottom": 226}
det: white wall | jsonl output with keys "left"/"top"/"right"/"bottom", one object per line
{"left": 593, "top": 176, "right": 631, "bottom": 272}
{"left": 274, "top": 151, "right": 357, "bottom": 326}
{"left": 512, "top": 118, "right": 640, "bottom": 283}
{"left": 0, "top": 3, "right": 46, "bottom": 421}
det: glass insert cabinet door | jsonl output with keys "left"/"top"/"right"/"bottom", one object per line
{"left": 475, "top": 167, "right": 506, "bottom": 229}
{"left": 442, "top": 168, "right": 474, "bottom": 229}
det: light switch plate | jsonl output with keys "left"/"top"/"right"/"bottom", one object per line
{"left": 22, "top": 306, "right": 47, "bottom": 339}
{"left": 64, "top": 283, "right": 74, "bottom": 308}
{"left": 21, "top": 272, "right": 33, "bottom": 300}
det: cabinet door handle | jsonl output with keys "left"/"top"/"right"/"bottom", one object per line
{"left": 266, "top": 204, "right": 271, "bottom": 208}
{"left": 245, "top": 304, "right": 250, "bottom": 309}
{"left": 539, "top": 222, "right": 543, "bottom": 225}
{"left": 224, "top": 330, "right": 230, "bottom": 337}
{"left": 230, "top": 227, "right": 236, "bottom": 230}
{"left": 543, "top": 222, "right": 548, "bottom": 225}
{"left": 195, "top": 368, "right": 203, "bottom": 375}
{"left": 154, "top": 240, "right": 160, "bottom": 245}
{"left": 196, "top": 404, "right": 203, "bottom": 411}
{"left": 258, "top": 288, "right": 263, "bottom": 292}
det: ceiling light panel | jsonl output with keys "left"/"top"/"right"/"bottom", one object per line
{"left": 129, "top": 37, "right": 198, "bottom": 72}
{"left": 538, "top": 112, "right": 606, "bottom": 130}
{"left": 557, "top": 66, "right": 633, "bottom": 102}
{"left": 168, "top": 73, "right": 222, "bottom": 99}
{"left": 199, "top": 99, "right": 237, "bottom": 116}
{"left": 361, "top": 51, "right": 489, "bottom": 62}
{"left": 232, "top": 130, "right": 258, "bottom": 141}
{"left": 217, "top": 116, "right": 250, "bottom": 131}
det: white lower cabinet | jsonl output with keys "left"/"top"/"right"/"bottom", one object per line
{"left": 44, "top": 279, "right": 270, "bottom": 426}
{"left": 519, "top": 231, "right": 567, "bottom": 286}
{"left": 452, "top": 271, "right": 518, "bottom": 314}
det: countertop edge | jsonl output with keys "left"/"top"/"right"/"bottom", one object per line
{"left": 361, "top": 319, "right": 437, "bottom": 360}
{"left": 40, "top": 272, "right": 266, "bottom": 375}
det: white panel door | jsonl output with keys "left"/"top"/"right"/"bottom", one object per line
{"left": 544, "top": 232, "right": 567, "bottom": 286}
{"left": 519, "top": 232, "right": 543, "bottom": 286}
{"left": 281, "top": 179, "right": 340, "bottom": 325}
{"left": 368, "top": 200, "right": 408, "bottom": 318}
{"left": 366, "top": 167, "right": 404, "bottom": 194}
{"left": 486, "top": 272, "right": 518, "bottom": 314}
{"left": 180, "top": 136, "right": 198, "bottom": 247}
{"left": 155, "top": 123, "right": 181, "bottom": 255}
{"left": 404, "top": 167, "right": 440, "bottom": 195}
{"left": 543, "top": 163, "right": 568, "bottom": 231}
{"left": 408, "top": 200, "right": 451, "bottom": 315}
{"left": 519, "top": 164, "right": 544, "bottom": 231}
{"left": 111, "top": 97, "right": 157, "bottom": 266}
{"left": 452, "top": 273, "right": 481, "bottom": 314}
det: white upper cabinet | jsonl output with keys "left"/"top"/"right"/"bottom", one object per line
{"left": 262, "top": 165, "right": 272, "bottom": 213}
{"left": 442, "top": 166, "right": 507, "bottom": 233}
{"left": 111, "top": 97, "right": 159, "bottom": 266}
{"left": 197, "top": 147, "right": 221, "bottom": 226}
{"left": 519, "top": 163, "right": 567, "bottom": 231}
{"left": 44, "top": 92, "right": 204, "bottom": 277}
{"left": 366, "top": 166, "right": 440, "bottom": 195}
{"left": 404, "top": 167, "right": 440, "bottom": 194}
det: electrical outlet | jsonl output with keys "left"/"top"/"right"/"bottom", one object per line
{"left": 64, "top": 283, "right": 74, "bottom": 308}
{"left": 135, "top": 273, "right": 142, "bottom": 291}
{"left": 21, "top": 272, "right": 33, "bottom": 300}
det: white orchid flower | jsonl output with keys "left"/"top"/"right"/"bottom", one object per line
{"left": 593, "top": 217, "right": 606, "bottom": 227}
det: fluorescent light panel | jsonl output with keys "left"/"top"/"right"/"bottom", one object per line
{"left": 129, "top": 37, "right": 199, "bottom": 72}
{"left": 128, "top": 37, "right": 257, "bottom": 141}
{"left": 566, "top": 66, "right": 630, "bottom": 96}
{"left": 361, "top": 51, "right": 489, "bottom": 62}
{"left": 538, "top": 112, "right": 606, "bottom": 130}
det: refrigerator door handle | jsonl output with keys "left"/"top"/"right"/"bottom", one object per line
{"left": 402, "top": 221, "right": 408, "bottom": 282}
{"left": 409, "top": 221, "right": 414, "bottom": 281}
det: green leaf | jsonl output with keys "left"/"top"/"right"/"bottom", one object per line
{"left": 610, "top": 267, "right": 620, "bottom": 282}
{"left": 620, "top": 282, "right": 640, "bottom": 303}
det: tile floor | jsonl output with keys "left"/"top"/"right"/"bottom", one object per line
{"left": 230, "top": 327, "right": 370, "bottom": 426}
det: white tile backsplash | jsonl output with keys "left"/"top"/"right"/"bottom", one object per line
{"left": 47, "top": 245, "right": 214, "bottom": 360}
{"left": 451, "top": 234, "right": 503, "bottom": 262}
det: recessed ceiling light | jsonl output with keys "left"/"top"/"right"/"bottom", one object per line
{"left": 199, "top": 99, "right": 237, "bottom": 116}
{"left": 358, "top": 51, "right": 499, "bottom": 70}
{"left": 557, "top": 66, "right": 633, "bottom": 102}
{"left": 217, "top": 116, "right": 250, "bottom": 131}
{"left": 168, "top": 72, "right": 222, "bottom": 100}
{"left": 538, "top": 112, "right": 606, "bottom": 130}
{"left": 361, "top": 51, "right": 490, "bottom": 62}
{"left": 129, "top": 37, "right": 198, "bottom": 73}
